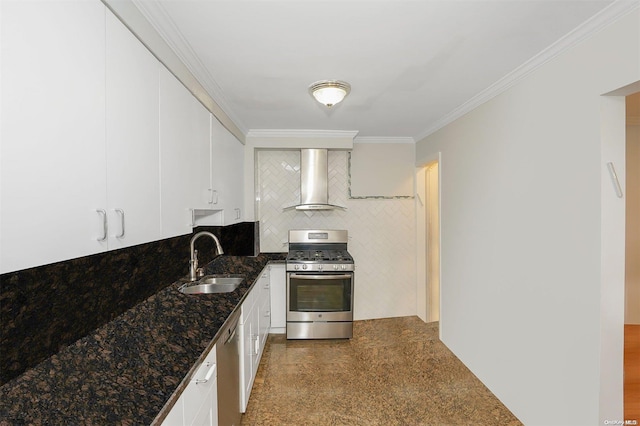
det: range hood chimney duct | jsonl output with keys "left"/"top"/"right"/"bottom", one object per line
{"left": 284, "top": 149, "right": 346, "bottom": 211}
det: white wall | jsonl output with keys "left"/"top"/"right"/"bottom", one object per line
{"left": 415, "top": 8, "right": 640, "bottom": 426}
{"left": 350, "top": 142, "right": 414, "bottom": 197}
{"left": 255, "top": 149, "right": 417, "bottom": 320}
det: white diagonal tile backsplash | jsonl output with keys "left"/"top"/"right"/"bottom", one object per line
{"left": 256, "top": 150, "right": 417, "bottom": 320}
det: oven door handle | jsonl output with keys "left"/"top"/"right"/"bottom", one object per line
{"left": 289, "top": 274, "right": 352, "bottom": 280}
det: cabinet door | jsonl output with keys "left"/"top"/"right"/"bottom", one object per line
{"left": 159, "top": 67, "right": 211, "bottom": 238}
{"left": 105, "top": 12, "right": 161, "bottom": 249}
{"left": 183, "top": 344, "right": 217, "bottom": 426}
{"left": 239, "top": 301, "right": 255, "bottom": 413}
{"left": 269, "top": 264, "right": 287, "bottom": 331}
{"left": 210, "top": 117, "right": 244, "bottom": 225}
{"left": 221, "top": 128, "right": 244, "bottom": 225}
{"left": 160, "top": 344, "right": 217, "bottom": 426}
{"left": 0, "top": 1, "right": 107, "bottom": 273}
{"left": 258, "top": 267, "right": 271, "bottom": 352}
{"left": 248, "top": 300, "right": 260, "bottom": 393}
{"left": 161, "top": 396, "right": 184, "bottom": 426}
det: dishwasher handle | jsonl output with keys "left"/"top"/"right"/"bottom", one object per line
{"left": 225, "top": 326, "right": 237, "bottom": 344}
{"left": 223, "top": 312, "right": 240, "bottom": 345}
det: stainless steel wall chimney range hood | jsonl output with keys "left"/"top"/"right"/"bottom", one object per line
{"left": 283, "top": 149, "right": 346, "bottom": 211}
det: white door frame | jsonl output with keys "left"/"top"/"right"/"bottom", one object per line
{"left": 598, "top": 83, "right": 639, "bottom": 422}
{"left": 416, "top": 152, "right": 441, "bottom": 324}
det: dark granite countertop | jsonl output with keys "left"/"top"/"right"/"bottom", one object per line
{"left": 0, "top": 254, "right": 285, "bottom": 426}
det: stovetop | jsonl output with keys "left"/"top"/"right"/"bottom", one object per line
{"left": 286, "top": 229, "right": 354, "bottom": 272}
{"left": 286, "top": 249, "right": 353, "bottom": 263}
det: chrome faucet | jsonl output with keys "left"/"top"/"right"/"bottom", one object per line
{"left": 189, "top": 231, "right": 224, "bottom": 281}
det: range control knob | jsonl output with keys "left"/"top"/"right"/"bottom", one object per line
{"left": 318, "top": 265, "right": 323, "bottom": 271}
{"left": 294, "top": 264, "right": 300, "bottom": 270}
{"left": 302, "top": 264, "right": 307, "bottom": 270}
{"left": 333, "top": 265, "right": 339, "bottom": 270}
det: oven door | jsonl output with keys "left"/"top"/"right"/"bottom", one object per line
{"left": 287, "top": 272, "right": 353, "bottom": 322}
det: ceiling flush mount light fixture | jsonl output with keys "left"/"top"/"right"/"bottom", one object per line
{"left": 309, "top": 80, "right": 351, "bottom": 108}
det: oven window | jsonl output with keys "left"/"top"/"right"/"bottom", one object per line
{"left": 289, "top": 276, "right": 352, "bottom": 312}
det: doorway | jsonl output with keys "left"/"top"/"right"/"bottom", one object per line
{"left": 416, "top": 157, "right": 440, "bottom": 323}
{"left": 625, "top": 91, "right": 640, "bottom": 422}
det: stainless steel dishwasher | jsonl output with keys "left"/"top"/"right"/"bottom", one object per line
{"left": 217, "top": 310, "right": 241, "bottom": 426}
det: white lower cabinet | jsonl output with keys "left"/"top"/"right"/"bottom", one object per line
{"left": 258, "top": 267, "right": 271, "bottom": 351}
{"left": 269, "top": 264, "right": 287, "bottom": 333}
{"left": 160, "top": 398, "right": 184, "bottom": 426}
{"left": 162, "top": 344, "right": 218, "bottom": 426}
{"left": 162, "top": 264, "right": 278, "bottom": 424}
{"left": 239, "top": 284, "right": 257, "bottom": 413}
{"left": 239, "top": 265, "right": 271, "bottom": 412}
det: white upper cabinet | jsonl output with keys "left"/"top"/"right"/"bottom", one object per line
{"left": 159, "top": 67, "right": 211, "bottom": 237}
{"left": 0, "top": 3, "right": 245, "bottom": 273}
{"left": 0, "top": 1, "right": 107, "bottom": 273}
{"left": 105, "top": 12, "right": 162, "bottom": 249}
{"left": 210, "top": 117, "right": 244, "bottom": 225}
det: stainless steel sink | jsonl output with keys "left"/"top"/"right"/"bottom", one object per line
{"left": 178, "top": 275, "right": 244, "bottom": 294}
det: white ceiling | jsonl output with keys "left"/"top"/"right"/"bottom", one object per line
{"left": 134, "top": 0, "right": 615, "bottom": 141}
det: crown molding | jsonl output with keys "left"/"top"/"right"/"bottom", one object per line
{"left": 246, "top": 129, "right": 360, "bottom": 140}
{"left": 354, "top": 136, "right": 415, "bottom": 144}
{"left": 415, "top": 0, "right": 640, "bottom": 142}
{"left": 131, "top": 0, "right": 247, "bottom": 135}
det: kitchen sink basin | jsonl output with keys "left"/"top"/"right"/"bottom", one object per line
{"left": 179, "top": 275, "right": 244, "bottom": 294}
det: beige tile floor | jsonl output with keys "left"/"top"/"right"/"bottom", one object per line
{"left": 241, "top": 316, "right": 522, "bottom": 426}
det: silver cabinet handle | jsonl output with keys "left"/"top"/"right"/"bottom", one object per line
{"left": 248, "top": 334, "right": 255, "bottom": 355}
{"left": 114, "top": 208, "right": 125, "bottom": 238}
{"left": 193, "top": 361, "right": 216, "bottom": 385}
{"left": 234, "top": 208, "right": 241, "bottom": 219}
{"left": 249, "top": 334, "right": 260, "bottom": 355}
{"left": 96, "top": 209, "right": 107, "bottom": 242}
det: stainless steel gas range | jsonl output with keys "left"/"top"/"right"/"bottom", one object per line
{"left": 286, "top": 229, "right": 354, "bottom": 339}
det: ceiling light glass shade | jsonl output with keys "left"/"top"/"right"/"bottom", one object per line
{"left": 309, "top": 80, "right": 351, "bottom": 107}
